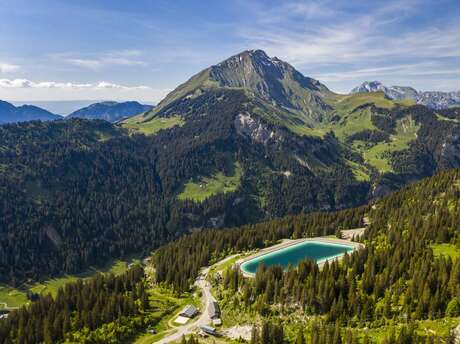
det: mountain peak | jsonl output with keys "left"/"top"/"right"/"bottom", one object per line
{"left": 351, "top": 81, "right": 386, "bottom": 93}
{"left": 68, "top": 101, "right": 152, "bottom": 122}
{"left": 153, "top": 49, "right": 329, "bottom": 114}
{"left": 212, "top": 49, "right": 277, "bottom": 72}
{"left": 351, "top": 81, "right": 460, "bottom": 109}
{"left": 0, "top": 100, "right": 60, "bottom": 124}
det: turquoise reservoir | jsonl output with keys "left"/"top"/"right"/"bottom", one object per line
{"left": 240, "top": 240, "right": 355, "bottom": 276}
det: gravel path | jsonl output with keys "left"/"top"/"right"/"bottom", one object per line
{"left": 155, "top": 255, "right": 237, "bottom": 343}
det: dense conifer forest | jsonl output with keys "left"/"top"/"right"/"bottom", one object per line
{"left": 153, "top": 207, "right": 367, "bottom": 291}
{"left": 1, "top": 86, "right": 460, "bottom": 321}
{"left": 153, "top": 168, "right": 460, "bottom": 342}
{"left": 0, "top": 266, "right": 149, "bottom": 344}
{"left": 0, "top": 90, "right": 367, "bottom": 286}
{"left": 1, "top": 166, "right": 459, "bottom": 343}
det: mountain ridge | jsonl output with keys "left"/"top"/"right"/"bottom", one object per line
{"left": 0, "top": 100, "right": 61, "bottom": 124}
{"left": 0, "top": 100, "right": 153, "bottom": 124}
{"left": 67, "top": 101, "right": 153, "bottom": 122}
{"left": 135, "top": 49, "right": 333, "bottom": 128}
{"left": 351, "top": 80, "right": 460, "bottom": 109}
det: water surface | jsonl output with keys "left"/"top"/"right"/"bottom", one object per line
{"left": 240, "top": 240, "right": 354, "bottom": 275}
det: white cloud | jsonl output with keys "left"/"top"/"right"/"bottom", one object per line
{"left": 313, "top": 62, "right": 460, "bottom": 83}
{"left": 0, "top": 78, "right": 169, "bottom": 102}
{"left": 249, "top": 0, "right": 337, "bottom": 24}
{"left": 0, "top": 63, "right": 20, "bottom": 74}
{"left": 235, "top": 0, "right": 460, "bottom": 91}
{"left": 0, "top": 78, "right": 150, "bottom": 90}
{"left": 61, "top": 50, "right": 147, "bottom": 70}
{"left": 238, "top": 0, "right": 459, "bottom": 64}
{"left": 66, "top": 58, "right": 102, "bottom": 69}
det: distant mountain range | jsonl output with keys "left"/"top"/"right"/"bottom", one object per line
{"left": 0, "top": 100, "right": 61, "bottom": 124}
{"left": 351, "top": 81, "right": 460, "bottom": 109}
{"left": 67, "top": 101, "right": 153, "bottom": 122}
{"left": 0, "top": 100, "right": 153, "bottom": 124}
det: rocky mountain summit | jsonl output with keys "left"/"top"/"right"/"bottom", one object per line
{"left": 351, "top": 81, "right": 460, "bottom": 109}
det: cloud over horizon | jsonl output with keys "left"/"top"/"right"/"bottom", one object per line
{"left": 0, "top": 63, "right": 20, "bottom": 74}
{"left": 0, "top": 78, "right": 169, "bottom": 102}
{"left": 0, "top": 78, "right": 150, "bottom": 90}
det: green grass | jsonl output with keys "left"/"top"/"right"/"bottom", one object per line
{"left": 122, "top": 115, "right": 185, "bottom": 135}
{"left": 282, "top": 92, "right": 413, "bottom": 140}
{"left": 356, "top": 116, "right": 420, "bottom": 173}
{"left": 28, "top": 259, "right": 134, "bottom": 297}
{"left": 284, "top": 124, "right": 329, "bottom": 138}
{"left": 362, "top": 142, "right": 393, "bottom": 173}
{"left": 436, "top": 113, "right": 460, "bottom": 123}
{"left": 360, "top": 317, "right": 460, "bottom": 341}
{"left": 0, "top": 258, "right": 139, "bottom": 309}
{"left": 133, "top": 287, "right": 200, "bottom": 344}
{"left": 178, "top": 162, "right": 243, "bottom": 202}
{"left": 330, "top": 92, "right": 414, "bottom": 111}
{"left": 251, "top": 91, "right": 414, "bottom": 140}
{"left": 332, "top": 108, "right": 376, "bottom": 141}
{"left": 0, "top": 287, "right": 28, "bottom": 309}
{"left": 346, "top": 160, "right": 371, "bottom": 182}
{"left": 431, "top": 243, "right": 460, "bottom": 259}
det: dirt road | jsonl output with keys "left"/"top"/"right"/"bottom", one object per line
{"left": 155, "top": 255, "right": 237, "bottom": 343}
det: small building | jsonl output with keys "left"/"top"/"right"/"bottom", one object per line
{"left": 174, "top": 316, "right": 190, "bottom": 325}
{"left": 201, "top": 325, "right": 217, "bottom": 336}
{"left": 212, "top": 318, "right": 222, "bottom": 326}
{"left": 208, "top": 301, "right": 221, "bottom": 319}
{"left": 197, "top": 330, "right": 208, "bottom": 337}
{"left": 179, "top": 304, "right": 198, "bottom": 318}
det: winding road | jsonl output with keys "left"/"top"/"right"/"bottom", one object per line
{"left": 155, "top": 255, "right": 237, "bottom": 344}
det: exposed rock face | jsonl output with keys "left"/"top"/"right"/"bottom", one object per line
{"left": 147, "top": 49, "right": 333, "bottom": 126}
{"left": 417, "top": 91, "right": 460, "bottom": 109}
{"left": 234, "top": 112, "right": 280, "bottom": 144}
{"left": 45, "top": 226, "right": 63, "bottom": 249}
{"left": 351, "top": 81, "right": 460, "bottom": 109}
{"left": 351, "top": 81, "right": 388, "bottom": 94}
{"left": 209, "top": 50, "right": 332, "bottom": 119}
{"left": 439, "top": 129, "right": 460, "bottom": 168}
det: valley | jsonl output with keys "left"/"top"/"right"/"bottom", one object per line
{"left": 0, "top": 257, "right": 140, "bottom": 310}
{"left": 0, "top": 49, "right": 459, "bottom": 343}
{"left": 2, "top": 0, "right": 460, "bottom": 342}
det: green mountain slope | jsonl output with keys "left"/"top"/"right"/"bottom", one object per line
{"left": 125, "top": 49, "right": 333, "bottom": 130}
{"left": 1, "top": 50, "right": 460, "bottom": 288}
{"left": 124, "top": 49, "right": 460, "bottom": 194}
{"left": 153, "top": 168, "right": 460, "bottom": 341}
{"left": 1, "top": 168, "right": 458, "bottom": 344}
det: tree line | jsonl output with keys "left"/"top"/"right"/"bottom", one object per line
{"left": 153, "top": 206, "right": 367, "bottom": 291}
{"left": 0, "top": 266, "right": 149, "bottom": 344}
{"left": 0, "top": 89, "right": 370, "bottom": 286}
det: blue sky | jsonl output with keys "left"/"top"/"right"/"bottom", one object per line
{"left": 1, "top": 0, "right": 460, "bottom": 104}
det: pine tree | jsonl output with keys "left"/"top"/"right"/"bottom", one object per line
{"left": 295, "top": 328, "right": 305, "bottom": 344}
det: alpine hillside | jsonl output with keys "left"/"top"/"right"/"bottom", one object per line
{"left": 67, "top": 101, "right": 153, "bottom": 122}
{"left": 1, "top": 50, "right": 460, "bottom": 287}
{"left": 0, "top": 100, "right": 61, "bottom": 124}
